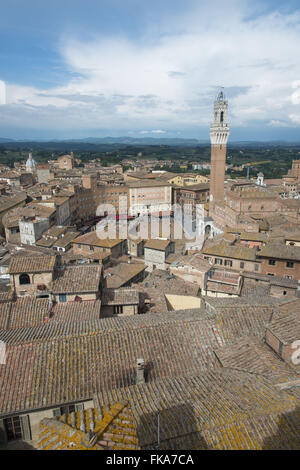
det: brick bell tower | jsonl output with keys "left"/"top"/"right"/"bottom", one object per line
{"left": 209, "top": 89, "right": 230, "bottom": 204}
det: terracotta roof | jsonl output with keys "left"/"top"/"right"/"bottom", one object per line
{"left": 0, "top": 285, "right": 13, "bottom": 304}
{"left": 3, "top": 203, "right": 56, "bottom": 228}
{"left": 259, "top": 244, "right": 300, "bottom": 261}
{"left": 0, "top": 297, "right": 49, "bottom": 330}
{"left": 43, "top": 226, "right": 67, "bottom": 238}
{"left": 52, "top": 265, "right": 102, "bottom": 294}
{"left": 0, "top": 302, "right": 12, "bottom": 329}
{"left": 50, "top": 300, "right": 101, "bottom": 323}
{"left": 267, "top": 311, "right": 300, "bottom": 346}
{"left": 0, "top": 191, "right": 27, "bottom": 214}
{"left": 144, "top": 239, "right": 171, "bottom": 251}
{"left": 222, "top": 232, "right": 237, "bottom": 243}
{"left": 133, "top": 269, "right": 200, "bottom": 313}
{"left": 206, "top": 280, "right": 240, "bottom": 295}
{"left": 35, "top": 238, "right": 56, "bottom": 248}
{"left": 105, "top": 263, "right": 146, "bottom": 289}
{"left": 0, "top": 303, "right": 282, "bottom": 416}
{"left": 277, "top": 299, "right": 300, "bottom": 315}
{"left": 38, "top": 401, "right": 139, "bottom": 450}
{"left": 61, "top": 250, "right": 110, "bottom": 263}
{"left": 168, "top": 252, "right": 208, "bottom": 269}
{"left": 97, "top": 368, "right": 300, "bottom": 450}
{"left": 226, "top": 227, "right": 242, "bottom": 234}
{"left": 239, "top": 232, "right": 268, "bottom": 242}
{"left": 72, "top": 231, "right": 123, "bottom": 248}
{"left": 214, "top": 336, "right": 296, "bottom": 381}
{"left": 202, "top": 241, "right": 257, "bottom": 262}
{"left": 186, "top": 253, "right": 213, "bottom": 271}
{"left": 204, "top": 295, "right": 288, "bottom": 311}
{"left": 9, "top": 255, "right": 57, "bottom": 274}
{"left": 53, "top": 232, "right": 80, "bottom": 249}
{"left": 269, "top": 278, "right": 299, "bottom": 288}
{"left": 285, "top": 233, "right": 300, "bottom": 242}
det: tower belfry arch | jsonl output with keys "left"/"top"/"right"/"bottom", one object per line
{"left": 209, "top": 89, "right": 230, "bottom": 204}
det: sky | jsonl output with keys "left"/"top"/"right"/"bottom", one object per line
{"left": 0, "top": 0, "right": 300, "bottom": 141}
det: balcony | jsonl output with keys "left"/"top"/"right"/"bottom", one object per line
{"left": 207, "top": 268, "right": 240, "bottom": 285}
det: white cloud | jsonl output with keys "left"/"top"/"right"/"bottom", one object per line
{"left": 140, "top": 129, "right": 166, "bottom": 134}
{"left": 268, "top": 119, "right": 290, "bottom": 127}
{"left": 289, "top": 114, "right": 300, "bottom": 125}
{"left": 1, "top": 1, "right": 300, "bottom": 135}
{"left": 291, "top": 80, "right": 300, "bottom": 105}
{"left": 0, "top": 81, "right": 6, "bottom": 105}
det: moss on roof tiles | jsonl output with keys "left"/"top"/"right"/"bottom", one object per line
{"left": 202, "top": 241, "right": 257, "bottom": 261}
{"left": 9, "top": 254, "right": 57, "bottom": 274}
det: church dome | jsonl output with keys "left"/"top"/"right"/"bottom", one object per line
{"left": 26, "top": 153, "right": 36, "bottom": 171}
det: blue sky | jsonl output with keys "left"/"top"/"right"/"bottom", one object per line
{"left": 0, "top": 0, "right": 300, "bottom": 140}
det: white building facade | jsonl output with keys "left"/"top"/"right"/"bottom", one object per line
{"left": 19, "top": 217, "right": 50, "bottom": 245}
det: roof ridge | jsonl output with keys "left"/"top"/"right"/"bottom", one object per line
{"left": 0, "top": 309, "right": 207, "bottom": 346}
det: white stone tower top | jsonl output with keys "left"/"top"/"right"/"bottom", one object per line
{"left": 256, "top": 172, "right": 265, "bottom": 186}
{"left": 26, "top": 152, "right": 37, "bottom": 172}
{"left": 209, "top": 90, "right": 230, "bottom": 145}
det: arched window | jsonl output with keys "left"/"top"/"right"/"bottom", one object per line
{"left": 19, "top": 273, "right": 30, "bottom": 285}
{"left": 220, "top": 111, "right": 224, "bottom": 122}
{"left": 261, "top": 205, "right": 264, "bottom": 210}
{"left": 205, "top": 225, "right": 211, "bottom": 238}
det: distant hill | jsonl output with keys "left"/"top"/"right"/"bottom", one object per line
{"left": 0, "top": 138, "right": 15, "bottom": 142}
{"left": 0, "top": 136, "right": 300, "bottom": 150}
{"left": 0, "top": 136, "right": 208, "bottom": 151}
{"left": 50, "top": 136, "right": 205, "bottom": 146}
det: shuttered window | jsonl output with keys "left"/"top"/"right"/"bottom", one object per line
{"left": 20, "top": 415, "right": 32, "bottom": 441}
{"left": 52, "top": 408, "right": 61, "bottom": 418}
{"left": 4, "top": 416, "right": 22, "bottom": 441}
{"left": 0, "top": 419, "right": 7, "bottom": 444}
{"left": 53, "top": 403, "right": 83, "bottom": 417}
{"left": 75, "top": 403, "right": 84, "bottom": 412}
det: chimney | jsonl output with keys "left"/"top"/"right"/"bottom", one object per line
{"left": 136, "top": 358, "right": 145, "bottom": 384}
{"left": 48, "top": 295, "right": 55, "bottom": 316}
